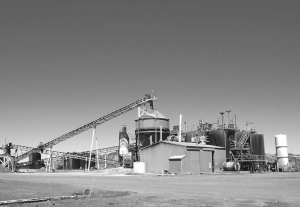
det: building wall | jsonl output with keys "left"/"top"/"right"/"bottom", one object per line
{"left": 140, "top": 143, "right": 186, "bottom": 174}
{"left": 169, "top": 157, "right": 187, "bottom": 174}
{"left": 140, "top": 142, "right": 226, "bottom": 174}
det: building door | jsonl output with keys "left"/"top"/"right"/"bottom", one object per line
{"left": 212, "top": 151, "right": 215, "bottom": 173}
{"left": 187, "top": 149, "right": 200, "bottom": 173}
{"left": 200, "top": 150, "right": 213, "bottom": 173}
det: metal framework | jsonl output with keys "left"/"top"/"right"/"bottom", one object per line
{"left": 228, "top": 125, "right": 267, "bottom": 173}
{"left": 9, "top": 144, "right": 120, "bottom": 170}
{"left": 14, "top": 94, "right": 156, "bottom": 163}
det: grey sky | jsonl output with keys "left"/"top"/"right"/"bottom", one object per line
{"left": 1, "top": 1, "right": 299, "bottom": 155}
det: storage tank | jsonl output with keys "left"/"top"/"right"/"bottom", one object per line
{"left": 222, "top": 162, "right": 240, "bottom": 171}
{"left": 209, "top": 129, "right": 230, "bottom": 157}
{"left": 67, "top": 158, "right": 80, "bottom": 170}
{"left": 135, "top": 110, "right": 170, "bottom": 148}
{"left": 80, "top": 159, "right": 86, "bottom": 169}
{"left": 185, "top": 130, "right": 198, "bottom": 142}
{"left": 119, "top": 126, "right": 129, "bottom": 156}
{"left": 275, "top": 134, "right": 288, "bottom": 169}
{"left": 29, "top": 153, "right": 41, "bottom": 162}
{"left": 250, "top": 134, "right": 265, "bottom": 155}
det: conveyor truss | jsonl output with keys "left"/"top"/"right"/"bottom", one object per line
{"left": 1, "top": 94, "right": 156, "bottom": 171}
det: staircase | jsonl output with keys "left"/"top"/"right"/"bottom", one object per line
{"left": 237, "top": 126, "right": 252, "bottom": 148}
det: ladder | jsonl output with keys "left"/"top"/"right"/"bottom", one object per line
{"left": 237, "top": 125, "right": 252, "bottom": 148}
{"left": 15, "top": 95, "right": 156, "bottom": 162}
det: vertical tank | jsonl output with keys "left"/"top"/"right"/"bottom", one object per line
{"left": 80, "top": 159, "right": 86, "bottom": 169}
{"left": 275, "top": 134, "right": 288, "bottom": 169}
{"left": 67, "top": 158, "right": 80, "bottom": 170}
{"left": 185, "top": 130, "right": 198, "bottom": 142}
{"left": 29, "top": 153, "right": 41, "bottom": 162}
{"left": 250, "top": 134, "right": 265, "bottom": 155}
{"left": 209, "top": 129, "right": 230, "bottom": 157}
{"left": 135, "top": 110, "right": 170, "bottom": 148}
{"left": 119, "top": 126, "right": 129, "bottom": 156}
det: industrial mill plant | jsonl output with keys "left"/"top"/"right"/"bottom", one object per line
{"left": 0, "top": 94, "right": 299, "bottom": 174}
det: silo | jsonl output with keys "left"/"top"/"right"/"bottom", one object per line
{"left": 209, "top": 129, "right": 229, "bottom": 157}
{"left": 250, "top": 134, "right": 265, "bottom": 155}
{"left": 275, "top": 134, "right": 288, "bottom": 169}
{"left": 135, "top": 110, "right": 170, "bottom": 148}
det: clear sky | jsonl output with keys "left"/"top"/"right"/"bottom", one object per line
{"left": 1, "top": 1, "right": 299, "bottom": 156}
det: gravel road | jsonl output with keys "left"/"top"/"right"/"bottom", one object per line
{"left": 0, "top": 171, "right": 299, "bottom": 206}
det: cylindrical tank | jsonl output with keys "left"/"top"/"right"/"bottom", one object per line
{"left": 185, "top": 130, "right": 198, "bottom": 143}
{"left": 80, "top": 159, "right": 86, "bottom": 169}
{"left": 209, "top": 130, "right": 230, "bottom": 157}
{"left": 135, "top": 110, "right": 170, "bottom": 148}
{"left": 119, "top": 126, "right": 129, "bottom": 156}
{"left": 133, "top": 162, "right": 145, "bottom": 173}
{"left": 67, "top": 158, "right": 80, "bottom": 170}
{"left": 250, "top": 134, "right": 265, "bottom": 155}
{"left": 275, "top": 134, "right": 288, "bottom": 168}
{"left": 222, "top": 162, "right": 240, "bottom": 171}
{"left": 29, "top": 153, "right": 41, "bottom": 162}
{"left": 135, "top": 118, "right": 169, "bottom": 130}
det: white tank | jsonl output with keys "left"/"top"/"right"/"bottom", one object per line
{"left": 133, "top": 162, "right": 145, "bottom": 173}
{"left": 275, "top": 134, "right": 288, "bottom": 168}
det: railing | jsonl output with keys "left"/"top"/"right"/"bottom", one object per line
{"left": 211, "top": 123, "right": 239, "bottom": 130}
{"left": 228, "top": 154, "right": 266, "bottom": 162}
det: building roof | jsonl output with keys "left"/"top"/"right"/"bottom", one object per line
{"left": 140, "top": 141, "right": 225, "bottom": 150}
{"left": 169, "top": 155, "right": 186, "bottom": 160}
{"left": 139, "top": 109, "right": 166, "bottom": 119}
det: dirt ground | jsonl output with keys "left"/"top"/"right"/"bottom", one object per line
{"left": 0, "top": 170, "right": 300, "bottom": 207}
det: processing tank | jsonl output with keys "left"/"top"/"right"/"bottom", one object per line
{"left": 250, "top": 134, "right": 265, "bottom": 155}
{"left": 209, "top": 129, "right": 230, "bottom": 158}
{"left": 275, "top": 134, "right": 288, "bottom": 169}
{"left": 119, "top": 126, "right": 129, "bottom": 156}
{"left": 135, "top": 109, "right": 170, "bottom": 148}
{"left": 29, "top": 153, "right": 41, "bottom": 162}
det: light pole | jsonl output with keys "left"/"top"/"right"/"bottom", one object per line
{"left": 220, "top": 112, "right": 225, "bottom": 128}
{"left": 184, "top": 122, "right": 186, "bottom": 134}
{"left": 226, "top": 110, "right": 231, "bottom": 127}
